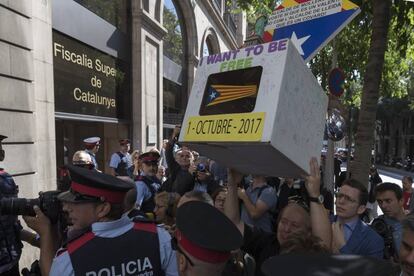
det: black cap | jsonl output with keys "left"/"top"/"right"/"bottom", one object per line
{"left": 261, "top": 254, "right": 393, "bottom": 276}
{"left": 58, "top": 165, "right": 134, "bottom": 204}
{"left": 0, "top": 135, "right": 7, "bottom": 142}
{"left": 139, "top": 151, "right": 160, "bottom": 163}
{"left": 175, "top": 201, "right": 242, "bottom": 263}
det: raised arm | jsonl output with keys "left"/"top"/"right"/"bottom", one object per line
{"left": 224, "top": 169, "right": 244, "bottom": 235}
{"left": 304, "top": 157, "right": 332, "bottom": 249}
{"left": 165, "top": 126, "right": 180, "bottom": 172}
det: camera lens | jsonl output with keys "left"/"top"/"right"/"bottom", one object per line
{"left": 0, "top": 198, "right": 39, "bottom": 216}
{"left": 197, "top": 163, "right": 206, "bottom": 172}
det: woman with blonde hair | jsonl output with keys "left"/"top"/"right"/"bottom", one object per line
{"left": 127, "top": 149, "right": 141, "bottom": 179}
{"left": 154, "top": 191, "right": 180, "bottom": 232}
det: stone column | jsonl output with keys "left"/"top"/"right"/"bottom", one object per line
{"left": 131, "top": 1, "right": 167, "bottom": 152}
{"left": 0, "top": 0, "right": 56, "bottom": 268}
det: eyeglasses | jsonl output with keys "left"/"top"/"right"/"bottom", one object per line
{"left": 335, "top": 192, "right": 358, "bottom": 204}
{"left": 171, "top": 236, "right": 194, "bottom": 266}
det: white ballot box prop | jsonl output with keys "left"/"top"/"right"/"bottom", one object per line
{"left": 179, "top": 40, "right": 328, "bottom": 177}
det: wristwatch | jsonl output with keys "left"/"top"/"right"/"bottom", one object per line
{"left": 308, "top": 194, "right": 324, "bottom": 204}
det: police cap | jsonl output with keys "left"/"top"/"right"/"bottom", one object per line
{"left": 261, "top": 254, "right": 393, "bottom": 276}
{"left": 175, "top": 201, "right": 242, "bottom": 263}
{"left": 83, "top": 137, "right": 100, "bottom": 146}
{"left": 0, "top": 135, "right": 7, "bottom": 142}
{"left": 139, "top": 151, "right": 160, "bottom": 164}
{"left": 58, "top": 165, "right": 134, "bottom": 204}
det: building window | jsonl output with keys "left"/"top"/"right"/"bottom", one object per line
{"left": 201, "top": 29, "right": 220, "bottom": 58}
{"left": 162, "top": 0, "right": 186, "bottom": 136}
{"left": 73, "top": 0, "right": 128, "bottom": 33}
{"left": 163, "top": 0, "right": 184, "bottom": 66}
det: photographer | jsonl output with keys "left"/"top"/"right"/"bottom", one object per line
{"left": 0, "top": 135, "right": 23, "bottom": 276}
{"left": 190, "top": 162, "right": 220, "bottom": 195}
{"left": 374, "top": 182, "right": 406, "bottom": 260}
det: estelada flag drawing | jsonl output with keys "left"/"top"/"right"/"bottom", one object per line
{"left": 206, "top": 85, "right": 258, "bottom": 106}
{"left": 199, "top": 66, "right": 263, "bottom": 116}
{"left": 263, "top": 0, "right": 360, "bottom": 62}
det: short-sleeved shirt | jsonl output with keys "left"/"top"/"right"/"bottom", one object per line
{"left": 49, "top": 215, "right": 178, "bottom": 276}
{"left": 109, "top": 152, "right": 132, "bottom": 172}
{"left": 241, "top": 184, "right": 277, "bottom": 233}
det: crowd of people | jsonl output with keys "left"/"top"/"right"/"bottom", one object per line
{"left": 1, "top": 127, "right": 414, "bottom": 275}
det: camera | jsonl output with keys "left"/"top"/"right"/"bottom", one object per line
{"left": 196, "top": 163, "right": 207, "bottom": 172}
{"left": 371, "top": 217, "right": 395, "bottom": 259}
{"left": 0, "top": 190, "right": 62, "bottom": 224}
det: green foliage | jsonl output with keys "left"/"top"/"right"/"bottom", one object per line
{"left": 231, "top": 0, "right": 278, "bottom": 23}
{"left": 163, "top": 7, "right": 183, "bottom": 65}
{"left": 235, "top": 0, "right": 414, "bottom": 109}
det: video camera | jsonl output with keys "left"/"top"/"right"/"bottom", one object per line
{"left": 0, "top": 190, "right": 62, "bottom": 224}
{"left": 370, "top": 217, "right": 395, "bottom": 259}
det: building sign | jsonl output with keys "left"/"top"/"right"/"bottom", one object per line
{"left": 53, "top": 31, "right": 129, "bottom": 118}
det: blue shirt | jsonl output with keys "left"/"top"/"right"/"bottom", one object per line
{"left": 343, "top": 217, "right": 359, "bottom": 242}
{"left": 49, "top": 215, "right": 178, "bottom": 276}
{"left": 240, "top": 183, "right": 277, "bottom": 233}
{"left": 109, "top": 152, "right": 132, "bottom": 170}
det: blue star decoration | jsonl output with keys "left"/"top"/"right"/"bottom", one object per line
{"left": 206, "top": 86, "right": 220, "bottom": 105}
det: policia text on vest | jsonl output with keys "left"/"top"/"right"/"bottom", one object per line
{"left": 84, "top": 257, "right": 154, "bottom": 276}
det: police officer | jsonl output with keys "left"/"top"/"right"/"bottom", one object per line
{"left": 0, "top": 135, "right": 23, "bottom": 276}
{"left": 109, "top": 139, "right": 132, "bottom": 177}
{"left": 174, "top": 201, "right": 243, "bottom": 276}
{"left": 134, "top": 151, "right": 162, "bottom": 214}
{"left": 83, "top": 137, "right": 100, "bottom": 171}
{"left": 47, "top": 165, "right": 178, "bottom": 275}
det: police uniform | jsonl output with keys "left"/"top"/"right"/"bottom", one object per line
{"left": 50, "top": 165, "right": 178, "bottom": 276}
{"left": 135, "top": 152, "right": 162, "bottom": 213}
{"left": 109, "top": 139, "right": 132, "bottom": 176}
{"left": 175, "top": 201, "right": 243, "bottom": 267}
{"left": 0, "top": 135, "right": 22, "bottom": 276}
{"left": 83, "top": 137, "right": 100, "bottom": 170}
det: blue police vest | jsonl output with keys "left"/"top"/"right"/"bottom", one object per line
{"left": 68, "top": 222, "right": 164, "bottom": 276}
{"left": 115, "top": 152, "right": 129, "bottom": 176}
{"left": 135, "top": 175, "right": 161, "bottom": 213}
